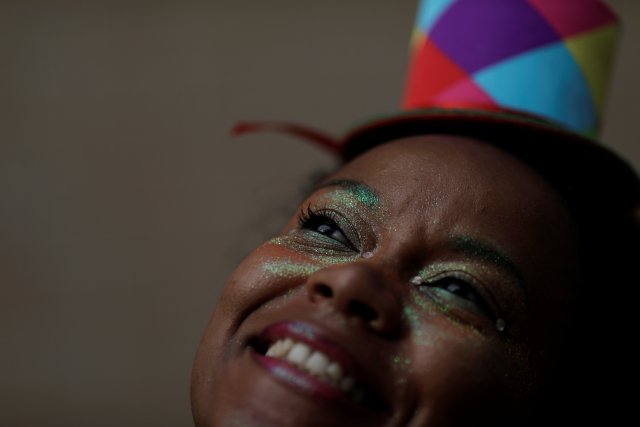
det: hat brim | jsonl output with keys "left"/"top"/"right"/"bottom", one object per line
{"left": 340, "top": 108, "right": 639, "bottom": 212}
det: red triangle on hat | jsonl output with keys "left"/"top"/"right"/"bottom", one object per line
{"left": 403, "top": 38, "right": 470, "bottom": 108}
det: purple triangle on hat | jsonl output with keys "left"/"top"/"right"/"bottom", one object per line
{"left": 430, "top": 0, "right": 560, "bottom": 73}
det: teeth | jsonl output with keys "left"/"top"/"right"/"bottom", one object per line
{"left": 261, "top": 337, "right": 377, "bottom": 407}
{"left": 305, "top": 351, "right": 330, "bottom": 376}
{"left": 326, "top": 362, "right": 343, "bottom": 382}
{"left": 287, "top": 342, "right": 311, "bottom": 366}
{"left": 265, "top": 338, "right": 294, "bottom": 357}
{"left": 264, "top": 338, "right": 353, "bottom": 388}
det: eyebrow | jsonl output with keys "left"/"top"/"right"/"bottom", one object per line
{"left": 451, "top": 235, "right": 528, "bottom": 297}
{"left": 313, "top": 178, "right": 381, "bottom": 209}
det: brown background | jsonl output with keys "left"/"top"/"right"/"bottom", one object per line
{"left": 1, "top": 1, "right": 638, "bottom": 426}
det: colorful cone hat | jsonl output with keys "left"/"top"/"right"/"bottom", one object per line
{"left": 235, "top": 0, "right": 639, "bottom": 209}
{"left": 404, "top": 0, "right": 619, "bottom": 138}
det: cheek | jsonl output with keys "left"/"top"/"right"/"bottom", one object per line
{"left": 410, "top": 327, "right": 501, "bottom": 389}
{"left": 408, "top": 336, "right": 505, "bottom": 423}
{"left": 192, "top": 244, "right": 317, "bottom": 417}
{"left": 198, "top": 243, "right": 323, "bottom": 360}
{"left": 216, "top": 244, "right": 322, "bottom": 319}
{"left": 399, "top": 302, "right": 526, "bottom": 417}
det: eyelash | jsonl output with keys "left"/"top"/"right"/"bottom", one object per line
{"left": 297, "top": 205, "right": 357, "bottom": 250}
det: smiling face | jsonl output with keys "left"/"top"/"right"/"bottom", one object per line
{"left": 191, "top": 135, "right": 582, "bottom": 427}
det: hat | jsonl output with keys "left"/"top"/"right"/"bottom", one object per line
{"left": 405, "top": 0, "right": 618, "bottom": 137}
{"left": 235, "top": 0, "right": 639, "bottom": 210}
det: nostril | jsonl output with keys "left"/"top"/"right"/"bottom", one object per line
{"left": 314, "top": 284, "right": 333, "bottom": 298}
{"left": 347, "top": 300, "right": 378, "bottom": 322}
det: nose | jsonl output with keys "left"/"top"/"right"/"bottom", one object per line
{"left": 306, "top": 262, "right": 402, "bottom": 336}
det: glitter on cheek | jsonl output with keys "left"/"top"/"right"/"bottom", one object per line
{"left": 267, "top": 235, "right": 360, "bottom": 264}
{"left": 266, "top": 236, "right": 290, "bottom": 247}
{"left": 406, "top": 288, "right": 486, "bottom": 344}
{"left": 262, "top": 260, "right": 320, "bottom": 279}
{"left": 403, "top": 306, "right": 431, "bottom": 346}
{"left": 390, "top": 354, "right": 412, "bottom": 385}
{"left": 254, "top": 260, "right": 320, "bottom": 310}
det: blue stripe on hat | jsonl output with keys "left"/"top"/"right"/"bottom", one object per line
{"left": 474, "top": 41, "right": 597, "bottom": 134}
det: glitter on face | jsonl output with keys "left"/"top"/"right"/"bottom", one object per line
{"left": 412, "top": 259, "right": 526, "bottom": 338}
{"left": 262, "top": 260, "right": 320, "bottom": 279}
{"left": 408, "top": 279, "right": 486, "bottom": 339}
{"left": 410, "top": 288, "right": 432, "bottom": 312}
{"left": 391, "top": 355, "right": 412, "bottom": 367}
{"left": 403, "top": 306, "right": 431, "bottom": 346}
{"left": 416, "top": 262, "right": 472, "bottom": 279}
{"left": 451, "top": 235, "right": 527, "bottom": 297}
{"left": 311, "top": 179, "right": 387, "bottom": 235}
{"left": 390, "top": 354, "right": 412, "bottom": 385}
{"left": 317, "top": 179, "right": 381, "bottom": 209}
{"left": 267, "top": 236, "right": 359, "bottom": 263}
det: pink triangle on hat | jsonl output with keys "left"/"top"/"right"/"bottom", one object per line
{"left": 431, "top": 77, "right": 497, "bottom": 108}
{"left": 528, "top": 0, "right": 618, "bottom": 38}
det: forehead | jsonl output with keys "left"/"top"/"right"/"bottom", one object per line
{"left": 333, "top": 135, "right": 566, "bottom": 221}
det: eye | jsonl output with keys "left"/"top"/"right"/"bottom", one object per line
{"left": 298, "top": 206, "right": 356, "bottom": 250}
{"left": 412, "top": 275, "right": 496, "bottom": 321}
{"left": 434, "top": 277, "right": 481, "bottom": 304}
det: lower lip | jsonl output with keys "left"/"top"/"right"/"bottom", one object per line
{"left": 252, "top": 349, "right": 356, "bottom": 409}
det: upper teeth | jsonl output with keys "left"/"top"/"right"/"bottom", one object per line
{"left": 265, "top": 338, "right": 355, "bottom": 392}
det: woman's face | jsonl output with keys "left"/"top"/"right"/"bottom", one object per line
{"left": 191, "top": 135, "right": 581, "bottom": 427}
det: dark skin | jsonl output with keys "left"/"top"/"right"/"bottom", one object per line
{"left": 191, "top": 135, "right": 582, "bottom": 426}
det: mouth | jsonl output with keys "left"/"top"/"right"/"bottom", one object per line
{"left": 249, "top": 321, "right": 390, "bottom": 414}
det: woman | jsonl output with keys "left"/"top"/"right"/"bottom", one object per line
{"left": 191, "top": 1, "right": 639, "bottom": 425}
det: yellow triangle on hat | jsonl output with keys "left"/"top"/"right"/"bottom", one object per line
{"left": 410, "top": 27, "right": 427, "bottom": 52}
{"left": 564, "top": 23, "right": 619, "bottom": 116}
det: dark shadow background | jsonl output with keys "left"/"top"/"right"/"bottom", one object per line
{"left": 1, "top": 1, "right": 637, "bottom": 426}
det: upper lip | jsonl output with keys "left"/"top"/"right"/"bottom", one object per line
{"left": 250, "top": 320, "right": 392, "bottom": 413}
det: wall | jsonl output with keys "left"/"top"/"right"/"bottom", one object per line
{"left": 1, "top": 1, "right": 637, "bottom": 426}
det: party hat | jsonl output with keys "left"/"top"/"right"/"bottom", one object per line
{"left": 404, "top": 0, "right": 619, "bottom": 137}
